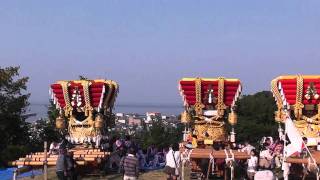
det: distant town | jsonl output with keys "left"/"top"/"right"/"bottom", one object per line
{"left": 113, "top": 112, "right": 180, "bottom": 134}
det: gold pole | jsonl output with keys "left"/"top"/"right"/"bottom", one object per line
{"left": 44, "top": 141, "right": 47, "bottom": 180}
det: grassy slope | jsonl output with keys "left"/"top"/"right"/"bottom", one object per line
{"left": 20, "top": 167, "right": 168, "bottom": 180}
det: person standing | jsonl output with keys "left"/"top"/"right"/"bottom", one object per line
{"left": 247, "top": 150, "right": 258, "bottom": 180}
{"left": 120, "top": 148, "right": 139, "bottom": 180}
{"left": 56, "top": 148, "right": 67, "bottom": 180}
{"left": 259, "top": 143, "right": 274, "bottom": 169}
{"left": 66, "top": 151, "right": 77, "bottom": 180}
{"left": 241, "top": 140, "right": 255, "bottom": 155}
{"left": 164, "top": 143, "right": 181, "bottom": 180}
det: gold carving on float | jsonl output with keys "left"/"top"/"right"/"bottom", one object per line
{"left": 195, "top": 123, "right": 226, "bottom": 141}
{"left": 68, "top": 114, "right": 96, "bottom": 142}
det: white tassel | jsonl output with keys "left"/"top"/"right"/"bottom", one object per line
{"left": 98, "top": 85, "right": 105, "bottom": 112}
{"left": 231, "top": 84, "right": 241, "bottom": 107}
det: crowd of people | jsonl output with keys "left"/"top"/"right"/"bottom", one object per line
{"left": 103, "top": 136, "right": 167, "bottom": 172}
{"left": 49, "top": 134, "right": 315, "bottom": 180}
{"left": 184, "top": 136, "right": 313, "bottom": 180}
{"left": 49, "top": 135, "right": 169, "bottom": 180}
{"left": 181, "top": 134, "right": 297, "bottom": 179}
{"left": 242, "top": 137, "right": 285, "bottom": 179}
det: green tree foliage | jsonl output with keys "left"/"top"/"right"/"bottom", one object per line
{"left": 79, "top": 75, "right": 88, "bottom": 80}
{"left": 29, "top": 101, "right": 61, "bottom": 151}
{"left": 137, "top": 118, "right": 183, "bottom": 149}
{"left": 0, "top": 66, "right": 30, "bottom": 166}
{"left": 235, "top": 91, "right": 278, "bottom": 144}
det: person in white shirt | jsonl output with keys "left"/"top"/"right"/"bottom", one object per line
{"left": 49, "top": 141, "right": 60, "bottom": 155}
{"left": 259, "top": 143, "right": 274, "bottom": 169}
{"left": 241, "top": 140, "right": 255, "bottom": 155}
{"left": 164, "top": 143, "right": 181, "bottom": 180}
{"left": 247, "top": 150, "right": 258, "bottom": 179}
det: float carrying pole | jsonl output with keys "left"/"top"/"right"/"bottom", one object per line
{"left": 12, "top": 168, "right": 17, "bottom": 180}
{"left": 44, "top": 141, "right": 48, "bottom": 180}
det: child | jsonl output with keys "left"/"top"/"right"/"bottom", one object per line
{"left": 247, "top": 150, "right": 258, "bottom": 179}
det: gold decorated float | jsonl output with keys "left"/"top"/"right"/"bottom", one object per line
{"left": 50, "top": 79, "right": 118, "bottom": 145}
{"left": 271, "top": 75, "right": 320, "bottom": 140}
{"left": 271, "top": 75, "right": 320, "bottom": 167}
{"left": 179, "top": 77, "right": 242, "bottom": 144}
{"left": 10, "top": 79, "right": 119, "bottom": 173}
{"left": 178, "top": 77, "right": 249, "bottom": 179}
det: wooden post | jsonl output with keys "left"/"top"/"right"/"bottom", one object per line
{"left": 206, "top": 161, "right": 211, "bottom": 180}
{"left": 224, "top": 165, "right": 227, "bottom": 180}
{"left": 44, "top": 141, "right": 48, "bottom": 180}
{"left": 181, "top": 161, "right": 185, "bottom": 180}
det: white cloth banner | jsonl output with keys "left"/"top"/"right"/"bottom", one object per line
{"left": 284, "top": 117, "right": 303, "bottom": 157}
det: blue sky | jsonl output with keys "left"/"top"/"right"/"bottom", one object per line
{"left": 1, "top": 1, "right": 320, "bottom": 105}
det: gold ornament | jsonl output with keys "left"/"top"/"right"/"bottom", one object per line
{"left": 55, "top": 116, "right": 65, "bottom": 129}
{"left": 228, "top": 111, "right": 238, "bottom": 126}
{"left": 94, "top": 114, "right": 104, "bottom": 128}
{"left": 181, "top": 111, "right": 191, "bottom": 123}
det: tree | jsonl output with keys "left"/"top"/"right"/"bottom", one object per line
{"left": 0, "top": 66, "right": 30, "bottom": 166}
{"left": 235, "top": 91, "right": 278, "bottom": 144}
{"left": 79, "top": 75, "right": 88, "bottom": 80}
{"left": 136, "top": 117, "right": 183, "bottom": 150}
{"left": 28, "top": 101, "right": 61, "bottom": 151}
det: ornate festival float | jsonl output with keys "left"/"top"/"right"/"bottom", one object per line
{"left": 10, "top": 79, "right": 119, "bottom": 173}
{"left": 178, "top": 77, "right": 249, "bottom": 179}
{"left": 271, "top": 75, "right": 320, "bottom": 167}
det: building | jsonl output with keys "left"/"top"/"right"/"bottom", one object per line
{"left": 145, "top": 112, "right": 161, "bottom": 123}
{"left": 128, "top": 116, "right": 142, "bottom": 126}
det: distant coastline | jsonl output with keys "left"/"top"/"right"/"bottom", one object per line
{"left": 27, "top": 103, "right": 183, "bottom": 122}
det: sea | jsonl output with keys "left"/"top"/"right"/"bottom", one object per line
{"left": 27, "top": 103, "right": 183, "bottom": 122}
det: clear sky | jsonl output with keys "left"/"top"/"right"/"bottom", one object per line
{"left": 1, "top": 1, "right": 320, "bottom": 105}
